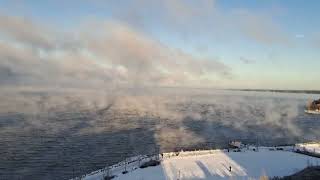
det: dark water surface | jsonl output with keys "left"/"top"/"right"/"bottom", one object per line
{"left": 1, "top": 90, "right": 320, "bottom": 180}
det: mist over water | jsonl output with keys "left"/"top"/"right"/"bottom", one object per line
{"left": 1, "top": 88, "right": 320, "bottom": 180}
{"left": 0, "top": 1, "right": 320, "bottom": 179}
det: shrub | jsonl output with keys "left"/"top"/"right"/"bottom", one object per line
{"left": 104, "top": 175, "right": 116, "bottom": 180}
{"left": 139, "top": 160, "right": 161, "bottom": 169}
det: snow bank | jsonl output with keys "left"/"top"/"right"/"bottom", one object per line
{"left": 295, "top": 142, "right": 320, "bottom": 155}
{"left": 79, "top": 146, "right": 320, "bottom": 180}
{"left": 73, "top": 155, "right": 159, "bottom": 180}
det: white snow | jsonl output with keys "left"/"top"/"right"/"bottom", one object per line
{"left": 295, "top": 142, "right": 320, "bottom": 155}
{"left": 80, "top": 147, "right": 320, "bottom": 180}
{"left": 229, "top": 141, "right": 243, "bottom": 148}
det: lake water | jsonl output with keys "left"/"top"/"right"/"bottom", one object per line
{"left": 1, "top": 90, "right": 320, "bottom": 180}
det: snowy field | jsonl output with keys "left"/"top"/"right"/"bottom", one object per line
{"left": 81, "top": 147, "right": 320, "bottom": 180}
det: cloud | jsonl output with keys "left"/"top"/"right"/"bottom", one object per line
{"left": 0, "top": 40, "right": 109, "bottom": 87}
{"left": 240, "top": 56, "right": 255, "bottom": 64}
{"left": 0, "top": 15, "right": 232, "bottom": 89}
{"left": 0, "top": 15, "right": 56, "bottom": 49}
{"left": 110, "top": 1, "right": 289, "bottom": 46}
{"left": 0, "top": 1, "right": 293, "bottom": 91}
{"left": 85, "top": 21, "right": 232, "bottom": 85}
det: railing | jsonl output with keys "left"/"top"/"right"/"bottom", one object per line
{"left": 74, "top": 145, "right": 298, "bottom": 180}
{"left": 73, "top": 154, "right": 160, "bottom": 180}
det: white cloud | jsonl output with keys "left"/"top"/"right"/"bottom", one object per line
{"left": 0, "top": 15, "right": 232, "bottom": 89}
{"left": 0, "top": 15, "right": 56, "bottom": 49}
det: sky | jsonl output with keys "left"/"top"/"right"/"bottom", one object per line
{"left": 0, "top": 0, "right": 319, "bottom": 90}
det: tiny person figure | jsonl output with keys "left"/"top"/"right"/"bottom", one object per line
{"left": 229, "top": 166, "right": 232, "bottom": 172}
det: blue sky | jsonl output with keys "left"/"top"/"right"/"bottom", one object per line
{"left": 0, "top": 0, "right": 319, "bottom": 90}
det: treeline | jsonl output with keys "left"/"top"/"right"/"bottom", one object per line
{"left": 230, "top": 89, "right": 320, "bottom": 94}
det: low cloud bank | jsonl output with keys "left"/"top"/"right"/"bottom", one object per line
{"left": 0, "top": 15, "right": 232, "bottom": 90}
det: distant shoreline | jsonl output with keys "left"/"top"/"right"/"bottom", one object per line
{"left": 229, "top": 89, "right": 320, "bottom": 95}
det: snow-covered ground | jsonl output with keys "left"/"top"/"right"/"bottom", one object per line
{"left": 80, "top": 146, "right": 320, "bottom": 180}
{"left": 295, "top": 142, "right": 320, "bottom": 155}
